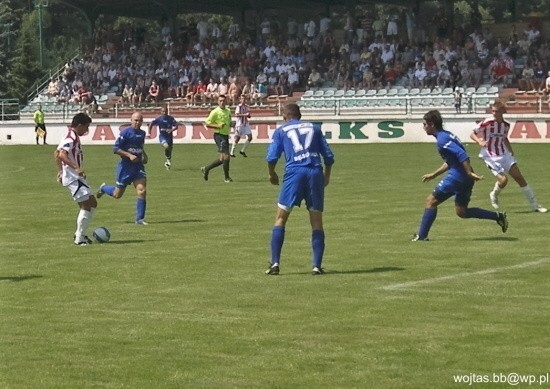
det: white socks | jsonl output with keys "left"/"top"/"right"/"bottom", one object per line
{"left": 74, "top": 208, "right": 94, "bottom": 242}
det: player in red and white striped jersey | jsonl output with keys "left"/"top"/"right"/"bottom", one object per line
{"left": 471, "top": 100, "right": 547, "bottom": 213}
{"left": 54, "top": 113, "right": 98, "bottom": 245}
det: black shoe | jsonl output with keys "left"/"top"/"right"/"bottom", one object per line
{"left": 230, "top": 154, "right": 236, "bottom": 158}
{"left": 496, "top": 212, "right": 508, "bottom": 233}
{"left": 411, "top": 234, "right": 429, "bottom": 241}
{"left": 239, "top": 151, "right": 248, "bottom": 157}
{"left": 312, "top": 267, "right": 325, "bottom": 275}
{"left": 265, "top": 263, "right": 279, "bottom": 275}
{"left": 200, "top": 166, "right": 208, "bottom": 181}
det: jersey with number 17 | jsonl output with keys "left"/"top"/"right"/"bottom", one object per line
{"left": 266, "top": 119, "right": 334, "bottom": 169}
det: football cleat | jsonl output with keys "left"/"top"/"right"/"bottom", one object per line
{"left": 496, "top": 212, "right": 508, "bottom": 233}
{"left": 312, "top": 267, "right": 325, "bottom": 275}
{"left": 74, "top": 240, "right": 91, "bottom": 246}
{"left": 265, "top": 263, "right": 280, "bottom": 275}
{"left": 164, "top": 160, "right": 171, "bottom": 170}
{"left": 533, "top": 205, "right": 548, "bottom": 213}
{"left": 224, "top": 177, "right": 233, "bottom": 183}
{"left": 239, "top": 151, "right": 248, "bottom": 157}
{"left": 230, "top": 154, "right": 236, "bottom": 158}
{"left": 96, "top": 183, "right": 106, "bottom": 199}
{"left": 411, "top": 234, "right": 429, "bottom": 241}
{"left": 200, "top": 166, "right": 208, "bottom": 181}
{"left": 135, "top": 219, "right": 149, "bottom": 225}
{"left": 489, "top": 191, "right": 499, "bottom": 209}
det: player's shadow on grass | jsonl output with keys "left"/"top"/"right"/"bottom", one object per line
{"left": 0, "top": 275, "right": 43, "bottom": 282}
{"left": 144, "top": 219, "right": 206, "bottom": 224}
{"left": 108, "top": 239, "right": 148, "bottom": 244}
{"left": 282, "top": 267, "right": 405, "bottom": 276}
{"left": 330, "top": 267, "right": 406, "bottom": 275}
{"left": 472, "top": 236, "right": 519, "bottom": 241}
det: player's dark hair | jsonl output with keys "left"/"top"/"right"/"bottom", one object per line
{"left": 71, "top": 112, "right": 92, "bottom": 127}
{"left": 423, "top": 110, "right": 443, "bottom": 129}
{"left": 284, "top": 103, "right": 301, "bottom": 120}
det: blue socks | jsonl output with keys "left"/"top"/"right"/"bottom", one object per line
{"left": 417, "top": 208, "right": 437, "bottom": 239}
{"left": 101, "top": 185, "right": 116, "bottom": 197}
{"left": 464, "top": 207, "right": 498, "bottom": 220}
{"left": 270, "top": 226, "right": 285, "bottom": 264}
{"left": 312, "top": 230, "right": 325, "bottom": 268}
{"left": 136, "top": 198, "right": 146, "bottom": 221}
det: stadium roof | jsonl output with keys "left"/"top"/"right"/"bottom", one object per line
{"left": 59, "top": 0, "right": 417, "bottom": 21}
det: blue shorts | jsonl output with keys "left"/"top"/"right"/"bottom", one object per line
{"left": 115, "top": 163, "right": 147, "bottom": 188}
{"left": 278, "top": 166, "right": 325, "bottom": 212}
{"left": 433, "top": 176, "right": 473, "bottom": 207}
{"left": 158, "top": 131, "right": 173, "bottom": 145}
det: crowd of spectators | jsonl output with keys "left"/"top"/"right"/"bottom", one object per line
{"left": 42, "top": 7, "right": 550, "bottom": 110}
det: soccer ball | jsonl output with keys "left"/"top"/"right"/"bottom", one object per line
{"left": 93, "top": 227, "right": 111, "bottom": 243}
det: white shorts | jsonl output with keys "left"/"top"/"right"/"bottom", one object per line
{"left": 479, "top": 150, "right": 517, "bottom": 175}
{"left": 65, "top": 178, "right": 93, "bottom": 202}
{"left": 235, "top": 125, "right": 252, "bottom": 136}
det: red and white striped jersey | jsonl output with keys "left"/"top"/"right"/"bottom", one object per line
{"left": 56, "top": 127, "right": 83, "bottom": 185}
{"left": 234, "top": 103, "right": 250, "bottom": 127}
{"left": 473, "top": 117, "right": 510, "bottom": 156}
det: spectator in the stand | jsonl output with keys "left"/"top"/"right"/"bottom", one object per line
{"left": 470, "top": 61, "right": 483, "bottom": 88}
{"left": 519, "top": 62, "right": 535, "bottom": 91}
{"left": 533, "top": 60, "right": 546, "bottom": 91}
{"left": 256, "top": 70, "right": 268, "bottom": 87}
{"left": 524, "top": 25, "right": 541, "bottom": 47}
{"left": 490, "top": 58, "right": 510, "bottom": 86}
{"left": 287, "top": 67, "right": 300, "bottom": 96}
{"left": 307, "top": 67, "right": 324, "bottom": 89}
{"left": 121, "top": 84, "right": 133, "bottom": 105}
{"left": 146, "top": 80, "right": 160, "bottom": 103}
{"left": 132, "top": 83, "right": 144, "bottom": 107}
{"left": 227, "top": 78, "right": 241, "bottom": 105}
{"left": 47, "top": 78, "right": 59, "bottom": 96}
{"left": 205, "top": 77, "right": 219, "bottom": 105}
{"left": 240, "top": 79, "right": 253, "bottom": 100}
{"left": 251, "top": 82, "right": 267, "bottom": 106}
{"left": 177, "top": 71, "right": 190, "bottom": 98}
{"left": 544, "top": 71, "right": 550, "bottom": 96}
{"left": 372, "top": 13, "right": 385, "bottom": 39}
{"left": 193, "top": 79, "right": 208, "bottom": 106}
{"left": 436, "top": 64, "right": 450, "bottom": 88}
{"left": 275, "top": 72, "right": 289, "bottom": 96}
{"left": 415, "top": 62, "right": 428, "bottom": 88}
{"left": 217, "top": 77, "right": 229, "bottom": 98}
{"left": 386, "top": 14, "right": 398, "bottom": 38}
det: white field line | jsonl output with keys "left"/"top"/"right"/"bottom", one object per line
{"left": 382, "top": 258, "right": 550, "bottom": 291}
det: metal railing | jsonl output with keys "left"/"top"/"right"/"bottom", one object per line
{"left": 0, "top": 99, "right": 20, "bottom": 121}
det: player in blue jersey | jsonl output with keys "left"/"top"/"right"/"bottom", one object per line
{"left": 148, "top": 106, "right": 178, "bottom": 170}
{"left": 97, "top": 111, "right": 149, "bottom": 225}
{"left": 413, "top": 110, "right": 508, "bottom": 241}
{"left": 265, "top": 103, "right": 335, "bottom": 275}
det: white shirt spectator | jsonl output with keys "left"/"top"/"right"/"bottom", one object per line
{"left": 196, "top": 21, "right": 209, "bottom": 41}
{"left": 319, "top": 17, "right": 330, "bottom": 35}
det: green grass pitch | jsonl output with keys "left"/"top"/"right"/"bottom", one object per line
{"left": 1, "top": 143, "right": 549, "bottom": 387}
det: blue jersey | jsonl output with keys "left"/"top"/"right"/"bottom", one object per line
{"left": 113, "top": 126, "right": 147, "bottom": 186}
{"left": 151, "top": 114, "right": 178, "bottom": 133}
{"left": 434, "top": 129, "right": 471, "bottom": 183}
{"left": 266, "top": 119, "right": 334, "bottom": 169}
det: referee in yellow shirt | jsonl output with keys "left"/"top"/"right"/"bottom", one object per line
{"left": 201, "top": 94, "right": 233, "bottom": 182}
{"left": 33, "top": 105, "right": 47, "bottom": 145}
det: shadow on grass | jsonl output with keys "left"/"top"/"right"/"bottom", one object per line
{"left": 125, "top": 219, "right": 205, "bottom": 225}
{"left": 0, "top": 275, "right": 43, "bottom": 282}
{"left": 106, "top": 239, "right": 149, "bottom": 244}
{"left": 472, "top": 236, "right": 519, "bottom": 241}
{"left": 280, "top": 267, "right": 405, "bottom": 276}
